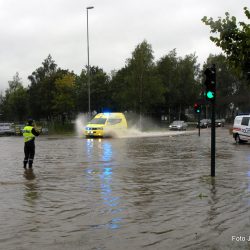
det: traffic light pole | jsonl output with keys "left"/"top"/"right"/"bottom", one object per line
{"left": 210, "top": 64, "right": 216, "bottom": 177}
{"left": 198, "top": 112, "right": 200, "bottom": 137}
{"left": 204, "top": 64, "right": 216, "bottom": 177}
{"left": 211, "top": 99, "right": 216, "bottom": 177}
{"left": 194, "top": 102, "right": 201, "bottom": 136}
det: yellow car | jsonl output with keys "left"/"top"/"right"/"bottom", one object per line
{"left": 84, "top": 112, "right": 128, "bottom": 138}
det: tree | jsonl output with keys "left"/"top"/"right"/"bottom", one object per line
{"left": 2, "top": 73, "right": 28, "bottom": 121}
{"left": 177, "top": 54, "right": 200, "bottom": 107}
{"left": 0, "top": 92, "right": 4, "bottom": 120}
{"left": 89, "top": 66, "right": 111, "bottom": 112}
{"left": 202, "top": 7, "right": 250, "bottom": 82}
{"left": 203, "top": 54, "right": 243, "bottom": 119}
{"left": 127, "top": 40, "right": 164, "bottom": 114}
{"left": 28, "top": 55, "right": 58, "bottom": 120}
{"left": 111, "top": 40, "right": 165, "bottom": 115}
{"left": 109, "top": 67, "right": 131, "bottom": 111}
{"left": 75, "top": 69, "right": 88, "bottom": 113}
{"left": 53, "top": 73, "right": 76, "bottom": 121}
{"left": 157, "top": 50, "right": 200, "bottom": 120}
{"left": 75, "top": 66, "right": 110, "bottom": 113}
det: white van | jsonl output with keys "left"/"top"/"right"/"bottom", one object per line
{"left": 232, "top": 114, "right": 250, "bottom": 143}
{"left": 0, "top": 123, "right": 15, "bottom": 135}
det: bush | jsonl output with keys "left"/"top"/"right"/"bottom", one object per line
{"left": 46, "top": 122, "right": 74, "bottom": 135}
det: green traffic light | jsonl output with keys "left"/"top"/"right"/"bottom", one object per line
{"left": 206, "top": 91, "right": 214, "bottom": 99}
{"left": 197, "top": 109, "right": 200, "bottom": 113}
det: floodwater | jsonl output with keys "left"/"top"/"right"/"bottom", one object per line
{"left": 0, "top": 128, "right": 250, "bottom": 250}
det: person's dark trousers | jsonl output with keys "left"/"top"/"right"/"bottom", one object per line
{"left": 23, "top": 140, "right": 35, "bottom": 168}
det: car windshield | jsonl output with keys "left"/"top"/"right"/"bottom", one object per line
{"left": 89, "top": 118, "right": 107, "bottom": 125}
{"left": 172, "top": 121, "right": 183, "bottom": 125}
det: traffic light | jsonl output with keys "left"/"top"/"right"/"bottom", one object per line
{"left": 194, "top": 103, "right": 201, "bottom": 113}
{"left": 204, "top": 65, "right": 216, "bottom": 101}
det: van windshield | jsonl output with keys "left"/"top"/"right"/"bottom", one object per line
{"left": 89, "top": 118, "right": 107, "bottom": 125}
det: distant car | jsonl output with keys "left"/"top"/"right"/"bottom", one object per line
{"left": 215, "top": 119, "right": 225, "bottom": 127}
{"left": 169, "top": 120, "right": 188, "bottom": 131}
{"left": 197, "top": 119, "right": 211, "bottom": 128}
{"left": 0, "top": 123, "right": 15, "bottom": 135}
{"left": 41, "top": 127, "right": 49, "bottom": 135}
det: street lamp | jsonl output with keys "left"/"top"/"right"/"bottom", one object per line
{"left": 86, "top": 6, "right": 94, "bottom": 118}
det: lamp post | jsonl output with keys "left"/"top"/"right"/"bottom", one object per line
{"left": 86, "top": 6, "right": 94, "bottom": 118}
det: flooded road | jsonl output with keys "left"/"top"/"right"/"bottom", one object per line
{"left": 0, "top": 128, "right": 250, "bottom": 250}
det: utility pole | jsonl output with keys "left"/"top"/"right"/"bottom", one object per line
{"left": 86, "top": 6, "right": 94, "bottom": 118}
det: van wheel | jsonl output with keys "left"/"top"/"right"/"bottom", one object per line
{"left": 235, "top": 134, "right": 242, "bottom": 144}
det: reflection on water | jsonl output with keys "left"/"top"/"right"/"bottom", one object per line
{"left": 85, "top": 139, "right": 122, "bottom": 230}
{"left": 0, "top": 129, "right": 250, "bottom": 250}
{"left": 23, "top": 169, "right": 36, "bottom": 181}
{"left": 23, "top": 169, "right": 39, "bottom": 204}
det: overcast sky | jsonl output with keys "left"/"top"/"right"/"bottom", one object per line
{"left": 0, "top": 0, "right": 248, "bottom": 92}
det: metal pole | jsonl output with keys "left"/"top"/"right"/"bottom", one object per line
{"left": 211, "top": 65, "right": 216, "bottom": 177}
{"left": 198, "top": 112, "right": 200, "bottom": 137}
{"left": 86, "top": 6, "right": 94, "bottom": 118}
{"left": 211, "top": 102, "right": 215, "bottom": 176}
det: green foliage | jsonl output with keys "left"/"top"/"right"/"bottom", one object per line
{"left": 28, "top": 55, "right": 58, "bottom": 119}
{"left": 75, "top": 69, "right": 88, "bottom": 112}
{"left": 202, "top": 7, "right": 250, "bottom": 82}
{"left": 203, "top": 54, "right": 250, "bottom": 116}
{"left": 47, "top": 121, "right": 74, "bottom": 134}
{"left": 110, "top": 40, "right": 166, "bottom": 115}
{"left": 89, "top": 66, "right": 111, "bottom": 112}
{"left": 157, "top": 50, "right": 200, "bottom": 119}
{"left": 53, "top": 73, "right": 76, "bottom": 115}
{"left": 109, "top": 67, "right": 130, "bottom": 111}
{"left": 74, "top": 66, "right": 110, "bottom": 113}
{"left": 1, "top": 73, "right": 28, "bottom": 121}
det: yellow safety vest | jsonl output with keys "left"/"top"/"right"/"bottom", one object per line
{"left": 23, "top": 126, "right": 35, "bottom": 142}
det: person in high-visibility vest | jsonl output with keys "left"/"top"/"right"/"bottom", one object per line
{"left": 23, "top": 119, "right": 40, "bottom": 169}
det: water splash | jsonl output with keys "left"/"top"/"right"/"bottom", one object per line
{"left": 75, "top": 113, "right": 89, "bottom": 137}
{"left": 74, "top": 112, "right": 195, "bottom": 139}
{"left": 119, "top": 127, "right": 195, "bottom": 138}
{"left": 103, "top": 124, "right": 194, "bottom": 139}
